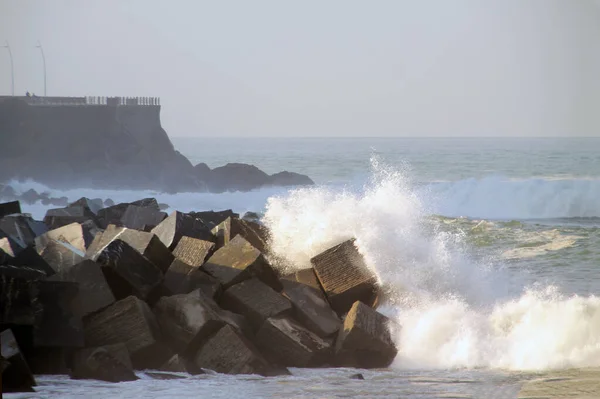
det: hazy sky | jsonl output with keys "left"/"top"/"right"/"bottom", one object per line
{"left": 1, "top": 0, "right": 600, "bottom": 137}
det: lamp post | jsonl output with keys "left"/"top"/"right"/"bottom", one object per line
{"left": 35, "top": 41, "right": 46, "bottom": 96}
{"left": 2, "top": 41, "right": 14, "bottom": 96}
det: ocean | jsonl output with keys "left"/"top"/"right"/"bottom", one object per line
{"left": 6, "top": 137, "right": 600, "bottom": 398}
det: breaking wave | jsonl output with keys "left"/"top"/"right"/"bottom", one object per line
{"left": 264, "top": 158, "right": 600, "bottom": 371}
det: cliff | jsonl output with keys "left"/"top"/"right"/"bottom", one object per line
{"left": 0, "top": 97, "right": 313, "bottom": 192}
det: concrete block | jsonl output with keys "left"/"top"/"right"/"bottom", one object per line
{"left": 310, "top": 239, "right": 378, "bottom": 316}
{"left": 0, "top": 214, "right": 38, "bottom": 248}
{"left": 48, "top": 260, "right": 116, "bottom": 318}
{"left": 282, "top": 279, "right": 341, "bottom": 337}
{"left": 0, "top": 265, "right": 45, "bottom": 325}
{"left": 11, "top": 246, "right": 56, "bottom": 277}
{"left": 335, "top": 301, "right": 398, "bottom": 368}
{"left": 117, "top": 228, "right": 174, "bottom": 273}
{"left": 194, "top": 324, "right": 287, "bottom": 376}
{"left": 203, "top": 235, "right": 281, "bottom": 291}
{"left": 83, "top": 296, "right": 169, "bottom": 369}
{"left": 1, "top": 329, "right": 36, "bottom": 393}
{"left": 35, "top": 222, "right": 87, "bottom": 254}
{"left": 40, "top": 240, "right": 85, "bottom": 274}
{"left": 164, "top": 259, "right": 221, "bottom": 298}
{"left": 172, "top": 236, "right": 215, "bottom": 267}
{"left": 219, "top": 278, "right": 291, "bottom": 330}
{"left": 69, "top": 197, "right": 103, "bottom": 215}
{"left": 70, "top": 345, "right": 138, "bottom": 382}
{"left": 120, "top": 204, "right": 166, "bottom": 230}
{"left": 151, "top": 211, "right": 215, "bottom": 250}
{"left": 130, "top": 197, "right": 160, "bottom": 211}
{"left": 96, "top": 239, "right": 163, "bottom": 301}
{"left": 0, "top": 200, "right": 21, "bottom": 218}
{"left": 255, "top": 316, "right": 332, "bottom": 367}
{"left": 282, "top": 267, "right": 325, "bottom": 292}
{"left": 96, "top": 203, "right": 129, "bottom": 229}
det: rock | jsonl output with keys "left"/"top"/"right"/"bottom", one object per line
{"left": 172, "top": 236, "right": 215, "bottom": 267}
{"left": 193, "top": 162, "right": 212, "bottom": 183}
{"left": 349, "top": 373, "right": 365, "bottom": 380}
{"left": 159, "top": 354, "right": 188, "bottom": 373}
{"left": 48, "top": 260, "right": 116, "bottom": 318}
{"left": 281, "top": 279, "right": 341, "bottom": 338}
{"left": 83, "top": 296, "right": 169, "bottom": 369}
{"left": 334, "top": 301, "right": 398, "bottom": 369}
{"left": 69, "top": 197, "right": 104, "bottom": 215}
{"left": 310, "top": 239, "right": 379, "bottom": 316}
{"left": 255, "top": 316, "right": 333, "bottom": 367}
{"left": 0, "top": 200, "right": 21, "bottom": 218}
{"left": 130, "top": 197, "right": 160, "bottom": 211}
{"left": 96, "top": 239, "right": 163, "bottom": 301}
{"left": 33, "top": 280, "right": 84, "bottom": 348}
{"left": 269, "top": 171, "right": 314, "bottom": 186}
{"left": 153, "top": 290, "right": 227, "bottom": 354}
{"left": 219, "top": 278, "right": 291, "bottom": 330}
{"left": 120, "top": 205, "right": 166, "bottom": 230}
{"left": 151, "top": 211, "right": 215, "bottom": 250}
{"left": 89, "top": 227, "right": 174, "bottom": 273}
{"left": 11, "top": 246, "right": 55, "bottom": 276}
{"left": 70, "top": 346, "right": 138, "bottom": 382}
{"left": 209, "top": 163, "right": 271, "bottom": 192}
{"left": 194, "top": 324, "right": 287, "bottom": 376}
{"left": 35, "top": 222, "right": 93, "bottom": 254}
{"left": 1, "top": 329, "right": 36, "bottom": 393}
{"left": 164, "top": 259, "right": 221, "bottom": 298}
{"left": 203, "top": 235, "right": 281, "bottom": 291}
{"left": 40, "top": 240, "right": 85, "bottom": 273}
{"left": 0, "top": 265, "right": 45, "bottom": 325}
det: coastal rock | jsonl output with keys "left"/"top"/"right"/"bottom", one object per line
{"left": 83, "top": 296, "right": 169, "bottom": 369}
{"left": 255, "top": 316, "right": 333, "bottom": 367}
{"left": 310, "top": 239, "right": 379, "bottom": 316}
{"left": 151, "top": 211, "right": 215, "bottom": 250}
{"left": 172, "top": 236, "right": 215, "bottom": 267}
{"left": 335, "top": 301, "right": 398, "bottom": 369}
{"left": 48, "top": 259, "right": 116, "bottom": 318}
{"left": 1, "top": 329, "right": 37, "bottom": 393}
{"left": 70, "top": 344, "right": 138, "bottom": 383}
{"left": 96, "top": 239, "right": 163, "bottom": 301}
{"left": 219, "top": 278, "right": 291, "bottom": 330}
{"left": 208, "top": 163, "right": 270, "bottom": 192}
{"left": 193, "top": 324, "right": 287, "bottom": 376}
{"left": 0, "top": 200, "right": 21, "bottom": 218}
{"left": 269, "top": 171, "right": 314, "bottom": 186}
{"left": 203, "top": 235, "right": 281, "bottom": 291}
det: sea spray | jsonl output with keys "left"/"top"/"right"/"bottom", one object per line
{"left": 264, "top": 158, "right": 600, "bottom": 371}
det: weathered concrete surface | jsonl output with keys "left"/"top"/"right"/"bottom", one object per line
{"left": 255, "top": 316, "right": 332, "bottom": 367}
{"left": 40, "top": 239, "right": 85, "bottom": 273}
{"left": 203, "top": 235, "right": 281, "bottom": 291}
{"left": 48, "top": 259, "right": 116, "bottom": 318}
{"left": 194, "top": 324, "right": 287, "bottom": 376}
{"left": 35, "top": 222, "right": 90, "bottom": 254}
{"left": 0, "top": 265, "right": 45, "bottom": 325}
{"left": 120, "top": 204, "right": 166, "bottom": 230}
{"left": 83, "top": 295, "right": 169, "bottom": 369}
{"left": 282, "top": 268, "right": 324, "bottom": 292}
{"left": 151, "top": 211, "right": 215, "bottom": 249}
{"left": 335, "top": 301, "right": 397, "bottom": 369}
{"left": 219, "top": 278, "right": 291, "bottom": 330}
{"left": 518, "top": 368, "right": 600, "bottom": 399}
{"left": 70, "top": 344, "right": 138, "bottom": 382}
{"left": 172, "top": 236, "right": 215, "bottom": 267}
{"left": 11, "top": 246, "right": 56, "bottom": 276}
{"left": 311, "top": 239, "right": 379, "bottom": 316}
{"left": 1, "top": 328, "right": 36, "bottom": 392}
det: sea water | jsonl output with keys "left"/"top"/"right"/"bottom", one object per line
{"left": 6, "top": 137, "right": 600, "bottom": 398}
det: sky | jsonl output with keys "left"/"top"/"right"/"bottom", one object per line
{"left": 1, "top": 0, "right": 600, "bottom": 137}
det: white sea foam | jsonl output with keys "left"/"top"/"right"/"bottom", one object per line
{"left": 264, "top": 158, "right": 600, "bottom": 371}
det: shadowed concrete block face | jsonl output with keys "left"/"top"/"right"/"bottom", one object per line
{"left": 203, "top": 235, "right": 281, "bottom": 291}
{"left": 220, "top": 278, "right": 291, "bottom": 330}
{"left": 335, "top": 301, "right": 398, "bottom": 369}
{"left": 97, "top": 203, "right": 129, "bottom": 229}
{"left": 1, "top": 329, "right": 37, "bottom": 393}
{"left": 310, "top": 239, "right": 379, "bottom": 316}
{"left": 172, "top": 236, "right": 215, "bottom": 267}
{"left": 120, "top": 205, "right": 166, "bottom": 230}
{"left": 96, "top": 239, "right": 163, "bottom": 300}
{"left": 83, "top": 296, "right": 167, "bottom": 369}
{"left": 193, "top": 324, "right": 281, "bottom": 376}
{"left": 0, "top": 200, "right": 21, "bottom": 218}
{"left": 48, "top": 259, "right": 116, "bottom": 318}
{"left": 151, "top": 211, "right": 215, "bottom": 250}
{"left": 255, "top": 316, "right": 332, "bottom": 368}
{"left": 118, "top": 229, "right": 174, "bottom": 273}
{"left": 0, "top": 214, "right": 39, "bottom": 248}
{"left": 282, "top": 279, "right": 341, "bottom": 337}
{"left": 0, "top": 265, "right": 46, "bottom": 325}
{"left": 11, "top": 246, "right": 56, "bottom": 276}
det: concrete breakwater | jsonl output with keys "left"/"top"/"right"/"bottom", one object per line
{"left": 0, "top": 96, "right": 313, "bottom": 193}
{"left": 0, "top": 197, "right": 396, "bottom": 393}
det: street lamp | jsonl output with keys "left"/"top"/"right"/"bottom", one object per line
{"left": 35, "top": 40, "right": 46, "bottom": 96}
{"left": 1, "top": 41, "right": 14, "bottom": 96}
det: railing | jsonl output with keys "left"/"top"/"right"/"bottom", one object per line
{"left": 0, "top": 95, "right": 160, "bottom": 107}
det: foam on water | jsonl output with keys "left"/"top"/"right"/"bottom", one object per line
{"left": 264, "top": 158, "right": 600, "bottom": 371}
